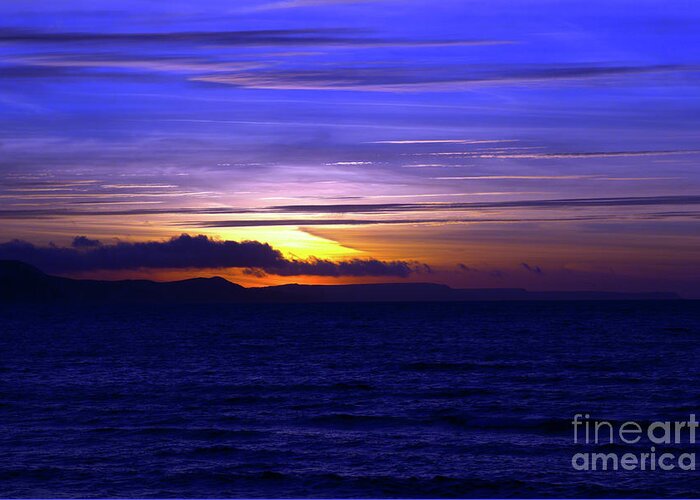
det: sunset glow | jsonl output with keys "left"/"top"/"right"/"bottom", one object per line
{"left": 1, "top": 0, "right": 699, "bottom": 296}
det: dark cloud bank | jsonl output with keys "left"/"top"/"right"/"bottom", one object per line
{"left": 0, "top": 234, "right": 416, "bottom": 277}
{"left": 0, "top": 27, "right": 502, "bottom": 49}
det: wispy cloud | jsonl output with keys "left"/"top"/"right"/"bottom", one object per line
{"left": 0, "top": 27, "right": 508, "bottom": 50}
{"left": 370, "top": 139, "right": 517, "bottom": 145}
{"left": 423, "top": 150, "right": 700, "bottom": 158}
{"left": 521, "top": 262, "right": 543, "bottom": 275}
{"left": 2, "top": 195, "right": 698, "bottom": 220}
{"left": 246, "top": 0, "right": 381, "bottom": 12}
{"left": 194, "top": 64, "right": 696, "bottom": 91}
{"left": 268, "top": 195, "right": 700, "bottom": 214}
{"left": 434, "top": 175, "right": 679, "bottom": 181}
{"left": 7, "top": 55, "right": 265, "bottom": 74}
{"left": 184, "top": 216, "right": 614, "bottom": 228}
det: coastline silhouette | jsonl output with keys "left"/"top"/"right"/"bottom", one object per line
{"left": 1, "top": 260, "right": 681, "bottom": 303}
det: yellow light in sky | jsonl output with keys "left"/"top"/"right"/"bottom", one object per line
{"left": 200, "top": 226, "right": 362, "bottom": 260}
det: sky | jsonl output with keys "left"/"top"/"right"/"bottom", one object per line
{"left": 0, "top": 0, "right": 699, "bottom": 296}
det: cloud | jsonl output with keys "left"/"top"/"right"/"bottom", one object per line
{"left": 183, "top": 215, "right": 614, "bottom": 228}
{"left": 269, "top": 195, "right": 700, "bottom": 214}
{"left": 247, "top": 0, "right": 379, "bottom": 11}
{"left": 457, "top": 263, "right": 505, "bottom": 278}
{"left": 424, "top": 150, "right": 700, "bottom": 159}
{"left": 263, "top": 257, "right": 415, "bottom": 277}
{"left": 8, "top": 55, "right": 265, "bottom": 74}
{"left": 0, "top": 27, "right": 507, "bottom": 50}
{"left": 2, "top": 195, "right": 699, "bottom": 224}
{"left": 521, "top": 262, "right": 543, "bottom": 275}
{"left": 71, "top": 236, "right": 101, "bottom": 248}
{"left": 434, "top": 175, "right": 679, "bottom": 181}
{"left": 0, "top": 66, "right": 78, "bottom": 79}
{"left": 371, "top": 139, "right": 517, "bottom": 145}
{"left": 0, "top": 233, "right": 418, "bottom": 277}
{"left": 0, "top": 29, "right": 512, "bottom": 87}
{"left": 194, "top": 64, "right": 696, "bottom": 92}
{"left": 0, "top": 206, "right": 255, "bottom": 219}
{"left": 183, "top": 218, "right": 449, "bottom": 227}
{"left": 0, "top": 28, "right": 336, "bottom": 45}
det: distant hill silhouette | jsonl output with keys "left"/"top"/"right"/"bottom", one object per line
{"left": 0, "top": 260, "right": 682, "bottom": 303}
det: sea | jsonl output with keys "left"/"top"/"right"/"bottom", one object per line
{"left": 1, "top": 301, "right": 699, "bottom": 498}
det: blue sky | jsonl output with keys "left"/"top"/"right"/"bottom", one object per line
{"left": 1, "top": 0, "right": 699, "bottom": 295}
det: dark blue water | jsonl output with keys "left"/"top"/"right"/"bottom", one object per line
{"left": 1, "top": 301, "right": 699, "bottom": 498}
